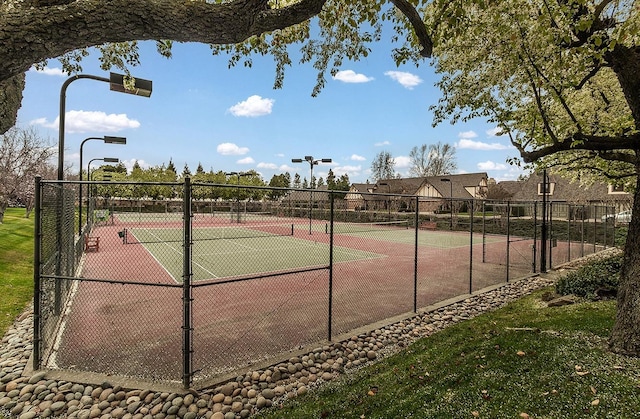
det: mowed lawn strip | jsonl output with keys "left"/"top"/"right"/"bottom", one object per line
{"left": 0, "top": 208, "right": 34, "bottom": 334}
{"left": 256, "top": 290, "right": 640, "bottom": 418}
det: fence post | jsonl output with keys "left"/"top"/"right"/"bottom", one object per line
{"left": 549, "top": 203, "right": 554, "bottom": 269}
{"left": 328, "top": 192, "right": 334, "bottom": 341}
{"left": 33, "top": 176, "right": 42, "bottom": 370}
{"left": 581, "top": 205, "right": 585, "bottom": 257}
{"left": 469, "top": 199, "right": 474, "bottom": 294}
{"left": 182, "top": 177, "right": 193, "bottom": 388}
{"left": 532, "top": 202, "right": 537, "bottom": 273}
{"left": 413, "top": 196, "right": 419, "bottom": 312}
{"left": 506, "top": 201, "right": 511, "bottom": 283}
{"left": 541, "top": 188, "right": 548, "bottom": 272}
{"left": 482, "top": 201, "right": 486, "bottom": 263}
{"left": 567, "top": 204, "right": 572, "bottom": 262}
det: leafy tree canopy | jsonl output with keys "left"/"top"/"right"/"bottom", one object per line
{"left": 0, "top": 0, "right": 434, "bottom": 133}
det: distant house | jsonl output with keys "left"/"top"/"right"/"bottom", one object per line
{"left": 345, "top": 173, "right": 489, "bottom": 213}
{"left": 495, "top": 173, "right": 632, "bottom": 219}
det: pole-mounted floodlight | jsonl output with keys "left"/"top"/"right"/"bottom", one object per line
{"left": 225, "top": 172, "right": 251, "bottom": 223}
{"left": 441, "top": 178, "right": 453, "bottom": 230}
{"left": 78, "top": 136, "right": 126, "bottom": 234}
{"left": 109, "top": 73, "right": 153, "bottom": 98}
{"left": 58, "top": 72, "right": 152, "bottom": 181}
{"left": 291, "top": 155, "right": 332, "bottom": 234}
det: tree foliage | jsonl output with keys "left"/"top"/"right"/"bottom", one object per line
{"left": 0, "top": 126, "right": 55, "bottom": 222}
{"left": 427, "top": 0, "right": 640, "bottom": 356}
{"left": 408, "top": 142, "right": 457, "bottom": 176}
{"left": 371, "top": 150, "right": 396, "bottom": 181}
{"left": 0, "top": 0, "right": 434, "bottom": 133}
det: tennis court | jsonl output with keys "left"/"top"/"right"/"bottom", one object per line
{"left": 125, "top": 224, "right": 385, "bottom": 281}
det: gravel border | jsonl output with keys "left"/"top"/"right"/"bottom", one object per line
{"left": 1, "top": 252, "right": 612, "bottom": 419}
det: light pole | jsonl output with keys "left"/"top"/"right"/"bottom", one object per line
{"left": 379, "top": 182, "right": 391, "bottom": 221}
{"left": 58, "top": 72, "right": 152, "bottom": 181}
{"left": 87, "top": 157, "right": 119, "bottom": 225}
{"left": 441, "top": 178, "right": 453, "bottom": 230}
{"left": 225, "top": 172, "right": 251, "bottom": 223}
{"left": 79, "top": 136, "right": 126, "bottom": 234}
{"left": 292, "top": 156, "right": 332, "bottom": 234}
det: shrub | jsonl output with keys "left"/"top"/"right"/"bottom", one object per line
{"left": 556, "top": 253, "right": 623, "bottom": 299}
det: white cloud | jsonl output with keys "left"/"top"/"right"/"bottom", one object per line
{"left": 334, "top": 165, "right": 362, "bottom": 178}
{"left": 29, "top": 66, "right": 65, "bottom": 76}
{"left": 257, "top": 162, "right": 278, "bottom": 170}
{"left": 332, "top": 70, "right": 374, "bottom": 83}
{"left": 374, "top": 141, "right": 391, "bottom": 147}
{"left": 237, "top": 157, "right": 255, "bottom": 164}
{"left": 279, "top": 164, "right": 297, "bottom": 172}
{"left": 458, "top": 130, "right": 478, "bottom": 139}
{"left": 228, "top": 95, "right": 274, "bottom": 117}
{"left": 486, "top": 127, "right": 503, "bottom": 137}
{"left": 394, "top": 156, "right": 411, "bottom": 168}
{"left": 217, "top": 143, "right": 249, "bottom": 155}
{"left": 457, "top": 139, "right": 510, "bottom": 151}
{"left": 384, "top": 71, "right": 423, "bottom": 89}
{"left": 121, "top": 158, "right": 150, "bottom": 173}
{"left": 350, "top": 154, "right": 366, "bottom": 161}
{"left": 29, "top": 117, "right": 48, "bottom": 126}
{"left": 31, "top": 110, "right": 140, "bottom": 133}
{"left": 477, "top": 160, "right": 507, "bottom": 170}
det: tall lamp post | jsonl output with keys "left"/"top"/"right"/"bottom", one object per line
{"left": 79, "top": 136, "right": 126, "bottom": 234}
{"left": 291, "top": 156, "right": 332, "bottom": 234}
{"left": 86, "top": 157, "right": 119, "bottom": 227}
{"left": 225, "top": 172, "right": 251, "bottom": 223}
{"left": 378, "top": 182, "right": 392, "bottom": 221}
{"left": 441, "top": 178, "right": 453, "bottom": 230}
{"left": 58, "top": 72, "right": 152, "bottom": 181}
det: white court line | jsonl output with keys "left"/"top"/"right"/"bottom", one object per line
{"left": 133, "top": 229, "right": 219, "bottom": 281}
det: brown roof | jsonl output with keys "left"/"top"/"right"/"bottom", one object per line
{"left": 504, "top": 173, "right": 631, "bottom": 203}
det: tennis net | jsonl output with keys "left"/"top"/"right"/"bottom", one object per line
{"left": 326, "top": 220, "right": 409, "bottom": 234}
{"left": 121, "top": 223, "right": 294, "bottom": 244}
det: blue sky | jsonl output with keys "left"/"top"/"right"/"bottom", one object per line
{"left": 16, "top": 36, "right": 526, "bottom": 184}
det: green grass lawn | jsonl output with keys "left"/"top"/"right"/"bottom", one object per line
{"left": 0, "top": 207, "right": 34, "bottom": 334}
{"left": 257, "top": 291, "right": 640, "bottom": 418}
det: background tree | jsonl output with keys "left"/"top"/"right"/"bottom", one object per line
{"left": 268, "top": 173, "right": 291, "bottom": 200}
{"left": 0, "top": 126, "right": 55, "bottom": 222}
{"left": 370, "top": 150, "right": 396, "bottom": 181}
{"left": 293, "top": 173, "right": 302, "bottom": 189}
{"left": 335, "top": 173, "right": 350, "bottom": 191}
{"left": 326, "top": 169, "right": 337, "bottom": 190}
{"left": 427, "top": 0, "right": 640, "bottom": 355}
{"left": 181, "top": 163, "right": 191, "bottom": 178}
{"left": 408, "top": 142, "right": 457, "bottom": 176}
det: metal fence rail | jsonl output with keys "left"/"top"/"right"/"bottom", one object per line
{"left": 33, "top": 178, "right": 618, "bottom": 388}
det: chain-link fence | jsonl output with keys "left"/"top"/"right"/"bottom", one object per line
{"left": 33, "top": 178, "right": 619, "bottom": 388}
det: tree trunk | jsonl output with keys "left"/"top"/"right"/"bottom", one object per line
{"left": 609, "top": 170, "right": 640, "bottom": 356}
{"left": 0, "top": 199, "right": 7, "bottom": 224}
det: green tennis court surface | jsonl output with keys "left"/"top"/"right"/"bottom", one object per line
{"left": 127, "top": 227, "right": 384, "bottom": 282}
{"left": 320, "top": 222, "right": 505, "bottom": 248}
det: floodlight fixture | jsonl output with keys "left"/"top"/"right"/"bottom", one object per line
{"left": 78, "top": 135, "right": 127, "bottom": 233}
{"left": 291, "top": 155, "right": 332, "bottom": 234}
{"left": 103, "top": 136, "right": 127, "bottom": 144}
{"left": 109, "top": 72, "right": 153, "bottom": 98}
{"left": 58, "top": 73, "right": 151, "bottom": 180}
